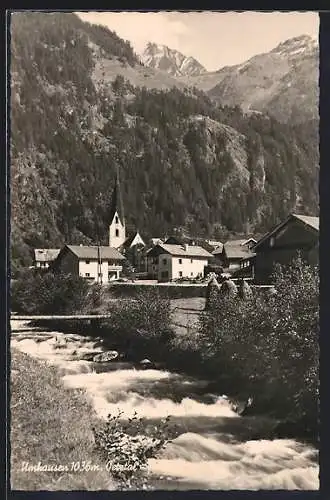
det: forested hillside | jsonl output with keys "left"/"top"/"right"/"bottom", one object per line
{"left": 10, "top": 12, "right": 319, "bottom": 273}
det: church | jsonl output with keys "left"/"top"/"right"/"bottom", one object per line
{"left": 50, "top": 168, "right": 145, "bottom": 283}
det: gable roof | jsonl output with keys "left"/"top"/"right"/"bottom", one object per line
{"left": 154, "top": 243, "right": 213, "bottom": 258}
{"left": 225, "top": 239, "right": 248, "bottom": 247}
{"left": 122, "top": 231, "right": 146, "bottom": 249}
{"left": 109, "top": 167, "right": 125, "bottom": 224}
{"left": 292, "top": 214, "right": 319, "bottom": 231}
{"left": 65, "top": 245, "right": 125, "bottom": 260}
{"left": 254, "top": 213, "right": 319, "bottom": 250}
{"left": 212, "top": 246, "right": 224, "bottom": 256}
{"left": 224, "top": 246, "right": 256, "bottom": 260}
{"left": 224, "top": 238, "right": 257, "bottom": 247}
{"left": 164, "top": 236, "right": 183, "bottom": 245}
{"left": 34, "top": 248, "right": 61, "bottom": 262}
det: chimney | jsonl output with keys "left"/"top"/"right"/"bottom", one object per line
{"left": 184, "top": 243, "right": 189, "bottom": 252}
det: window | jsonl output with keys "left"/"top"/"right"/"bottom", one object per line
{"left": 85, "top": 273, "right": 90, "bottom": 277}
{"left": 85, "top": 260, "right": 90, "bottom": 264}
{"left": 178, "top": 258, "right": 182, "bottom": 264}
{"left": 179, "top": 271, "right": 183, "bottom": 277}
{"left": 115, "top": 229, "right": 119, "bottom": 237}
{"left": 163, "top": 258, "right": 167, "bottom": 265}
{"left": 115, "top": 216, "right": 119, "bottom": 224}
{"left": 161, "top": 271, "right": 168, "bottom": 279}
{"left": 190, "top": 259, "right": 193, "bottom": 264}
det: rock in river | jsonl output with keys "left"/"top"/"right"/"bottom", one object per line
{"left": 93, "top": 351, "right": 119, "bottom": 363}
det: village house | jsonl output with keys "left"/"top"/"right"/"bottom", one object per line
{"left": 33, "top": 248, "right": 61, "bottom": 269}
{"left": 146, "top": 242, "right": 214, "bottom": 281}
{"left": 213, "top": 238, "right": 256, "bottom": 273}
{"left": 250, "top": 213, "right": 319, "bottom": 284}
{"left": 52, "top": 245, "right": 125, "bottom": 283}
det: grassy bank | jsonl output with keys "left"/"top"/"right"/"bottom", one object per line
{"left": 10, "top": 349, "right": 115, "bottom": 491}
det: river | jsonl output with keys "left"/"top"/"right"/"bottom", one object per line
{"left": 10, "top": 318, "right": 319, "bottom": 491}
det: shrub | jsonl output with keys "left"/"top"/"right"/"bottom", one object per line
{"left": 11, "top": 269, "right": 90, "bottom": 315}
{"left": 104, "top": 288, "right": 174, "bottom": 360}
{"left": 93, "top": 411, "right": 171, "bottom": 490}
{"left": 199, "top": 256, "right": 319, "bottom": 428}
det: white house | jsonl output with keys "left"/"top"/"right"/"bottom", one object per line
{"left": 34, "top": 248, "right": 61, "bottom": 269}
{"left": 147, "top": 243, "right": 213, "bottom": 281}
{"left": 53, "top": 245, "right": 125, "bottom": 283}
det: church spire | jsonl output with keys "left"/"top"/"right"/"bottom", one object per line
{"left": 109, "top": 166, "right": 126, "bottom": 248}
{"left": 109, "top": 165, "right": 125, "bottom": 225}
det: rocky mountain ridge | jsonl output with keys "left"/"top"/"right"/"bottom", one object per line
{"left": 179, "top": 34, "right": 319, "bottom": 124}
{"left": 141, "top": 42, "right": 207, "bottom": 77}
{"left": 10, "top": 12, "right": 319, "bottom": 273}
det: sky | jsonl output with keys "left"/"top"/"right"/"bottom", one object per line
{"left": 76, "top": 11, "right": 319, "bottom": 71}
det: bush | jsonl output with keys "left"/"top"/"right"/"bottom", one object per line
{"left": 93, "top": 411, "right": 171, "bottom": 490}
{"left": 11, "top": 269, "right": 90, "bottom": 315}
{"left": 103, "top": 288, "right": 174, "bottom": 360}
{"left": 199, "top": 256, "right": 319, "bottom": 429}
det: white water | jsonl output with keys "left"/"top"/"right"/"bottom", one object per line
{"left": 11, "top": 320, "right": 319, "bottom": 490}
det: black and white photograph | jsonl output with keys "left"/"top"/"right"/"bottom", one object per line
{"left": 9, "top": 10, "right": 319, "bottom": 491}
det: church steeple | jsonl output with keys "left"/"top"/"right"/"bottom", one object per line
{"left": 109, "top": 166, "right": 126, "bottom": 248}
{"left": 109, "top": 166, "right": 125, "bottom": 225}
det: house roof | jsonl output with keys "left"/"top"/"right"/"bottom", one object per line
{"left": 122, "top": 231, "right": 146, "bottom": 249}
{"left": 224, "top": 238, "right": 257, "bottom": 247}
{"left": 292, "top": 214, "right": 319, "bottom": 231}
{"left": 164, "top": 236, "right": 183, "bottom": 245}
{"left": 34, "top": 248, "right": 61, "bottom": 262}
{"left": 156, "top": 243, "right": 213, "bottom": 258}
{"left": 65, "top": 245, "right": 125, "bottom": 260}
{"left": 224, "top": 246, "right": 256, "bottom": 260}
{"left": 212, "top": 246, "right": 224, "bottom": 256}
{"left": 254, "top": 213, "right": 319, "bottom": 250}
{"left": 225, "top": 239, "right": 248, "bottom": 247}
{"left": 150, "top": 238, "right": 163, "bottom": 246}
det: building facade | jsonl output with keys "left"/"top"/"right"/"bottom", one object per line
{"left": 53, "top": 245, "right": 125, "bottom": 283}
{"left": 252, "top": 213, "right": 319, "bottom": 283}
{"left": 147, "top": 243, "right": 213, "bottom": 281}
{"left": 213, "top": 239, "right": 256, "bottom": 273}
{"left": 34, "top": 248, "right": 60, "bottom": 269}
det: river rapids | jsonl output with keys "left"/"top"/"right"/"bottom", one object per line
{"left": 11, "top": 319, "right": 319, "bottom": 491}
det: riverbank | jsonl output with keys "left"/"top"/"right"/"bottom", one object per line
{"left": 27, "top": 308, "right": 318, "bottom": 447}
{"left": 11, "top": 349, "right": 115, "bottom": 491}
{"left": 11, "top": 321, "right": 319, "bottom": 491}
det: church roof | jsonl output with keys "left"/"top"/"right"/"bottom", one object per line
{"left": 122, "top": 231, "right": 146, "bottom": 249}
{"left": 109, "top": 167, "right": 125, "bottom": 224}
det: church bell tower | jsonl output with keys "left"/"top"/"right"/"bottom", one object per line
{"left": 109, "top": 167, "right": 126, "bottom": 249}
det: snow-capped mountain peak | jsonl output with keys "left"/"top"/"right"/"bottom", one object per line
{"left": 270, "top": 34, "right": 318, "bottom": 59}
{"left": 141, "top": 42, "right": 206, "bottom": 77}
